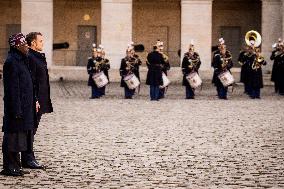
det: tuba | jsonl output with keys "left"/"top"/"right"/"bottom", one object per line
{"left": 251, "top": 48, "right": 265, "bottom": 70}
{"left": 245, "top": 30, "right": 262, "bottom": 48}
{"left": 245, "top": 30, "right": 264, "bottom": 70}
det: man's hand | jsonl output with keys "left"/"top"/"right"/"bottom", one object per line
{"left": 36, "top": 101, "right": 40, "bottom": 113}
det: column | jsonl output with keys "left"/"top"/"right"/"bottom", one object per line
{"left": 181, "top": 0, "right": 213, "bottom": 71}
{"left": 21, "top": 0, "right": 53, "bottom": 66}
{"left": 101, "top": 0, "right": 132, "bottom": 69}
{"left": 261, "top": 0, "right": 282, "bottom": 72}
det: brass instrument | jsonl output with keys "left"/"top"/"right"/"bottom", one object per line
{"left": 245, "top": 30, "right": 262, "bottom": 48}
{"left": 220, "top": 53, "right": 232, "bottom": 70}
{"left": 126, "top": 56, "right": 141, "bottom": 73}
{"left": 161, "top": 52, "right": 169, "bottom": 62}
{"left": 187, "top": 52, "right": 200, "bottom": 69}
{"left": 217, "top": 44, "right": 232, "bottom": 70}
{"left": 245, "top": 30, "right": 265, "bottom": 70}
{"left": 272, "top": 38, "right": 284, "bottom": 57}
{"left": 94, "top": 58, "right": 109, "bottom": 72}
{"left": 251, "top": 49, "right": 265, "bottom": 70}
{"left": 274, "top": 50, "right": 283, "bottom": 57}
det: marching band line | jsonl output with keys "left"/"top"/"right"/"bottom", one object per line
{"left": 87, "top": 31, "right": 284, "bottom": 100}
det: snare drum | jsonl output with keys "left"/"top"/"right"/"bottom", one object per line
{"left": 218, "top": 70, "right": 234, "bottom": 87}
{"left": 186, "top": 72, "right": 202, "bottom": 89}
{"left": 92, "top": 71, "right": 109, "bottom": 88}
{"left": 160, "top": 72, "right": 170, "bottom": 88}
{"left": 123, "top": 74, "right": 140, "bottom": 89}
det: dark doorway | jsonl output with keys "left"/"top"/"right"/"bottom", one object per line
{"left": 221, "top": 26, "right": 241, "bottom": 67}
{"left": 76, "top": 25, "right": 97, "bottom": 66}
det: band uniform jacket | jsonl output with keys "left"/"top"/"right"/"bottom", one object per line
{"left": 270, "top": 50, "right": 282, "bottom": 83}
{"left": 238, "top": 51, "right": 250, "bottom": 85}
{"left": 244, "top": 53, "right": 266, "bottom": 89}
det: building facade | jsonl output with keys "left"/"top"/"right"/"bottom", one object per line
{"left": 0, "top": 0, "right": 283, "bottom": 72}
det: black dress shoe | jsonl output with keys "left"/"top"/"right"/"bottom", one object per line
{"left": 0, "top": 169, "right": 24, "bottom": 176}
{"left": 186, "top": 97, "right": 195, "bottom": 99}
{"left": 89, "top": 96, "right": 100, "bottom": 99}
{"left": 20, "top": 168, "right": 30, "bottom": 174}
{"left": 22, "top": 160, "right": 45, "bottom": 169}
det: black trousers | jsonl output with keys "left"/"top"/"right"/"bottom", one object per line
{"left": 21, "top": 113, "right": 41, "bottom": 163}
{"left": 21, "top": 129, "right": 36, "bottom": 163}
{"left": 2, "top": 131, "right": 33, "bottom": 170}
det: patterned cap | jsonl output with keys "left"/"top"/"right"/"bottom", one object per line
{"left": 9, "top": 33, "right": 26, "bottom": 47}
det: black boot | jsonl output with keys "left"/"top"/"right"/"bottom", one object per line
{"left": 1, "top": 152, "right": 24, "bottom": 176}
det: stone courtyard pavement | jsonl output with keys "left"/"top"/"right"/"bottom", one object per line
{"left": 0, "top": 81, "right": 283, "bottom": 189}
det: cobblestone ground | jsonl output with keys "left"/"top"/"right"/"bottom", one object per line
{"left": 0, "top": 81, "right": 283, "bottom": 189}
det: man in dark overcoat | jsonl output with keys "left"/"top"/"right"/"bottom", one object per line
{"left": 1, "top": 33, "right": 35, "bottom": 176}
{"left": 146, "top": 45, "right": 165, "bottom": 101}
{"left": 22, "top": 32, "right": 53, "bottom": 169}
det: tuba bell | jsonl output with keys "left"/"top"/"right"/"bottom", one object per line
{"left": 245, "top": 30, "right": 262, "bottom": 47}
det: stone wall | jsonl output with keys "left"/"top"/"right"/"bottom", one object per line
{"left": 53, "top": 0, "right": 101, "bottom": 66}
{"left": 133, "top": 0, "right": 181, "bottom": 66}
{"left": 212, "top": 0, "right": 261, "bottom": 66}
{"left": 213, "top": 0, "right": 261, "bottom": 45}
{"left": 0, "top": 0, "right": 21, "bottom": 65}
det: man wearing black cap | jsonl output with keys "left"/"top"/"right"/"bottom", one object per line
{"left": 22, "top": 32, "right": 53, "bottom": 169}
{"left": 1, "top": 33, "right": 35, "bottom": 176}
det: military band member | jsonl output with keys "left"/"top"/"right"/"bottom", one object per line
{"left": 119, "top": 43, "right": 142, "bottom": 99}
{"left": 238, "top": 46, "right": 251, "bottom": 95}
{"left": 87, "top": 44, "right": 110, "bottom": 99}
{"left": 271, "top": 41, "right": 284, "bottom": 95}
{"left": 146, "top": 45, "right": 166, "bottom": 101}
{"left": 157, "top": 40, "right": 170, "bottom": 99}
{"left": 278, "top": 43, "right": 284, "bottom": 95}
{"left": 246, "top": 36, "right": 267, "bottom": 99}
{"left": 212, "top": 38, "right": 233, "bottom": 100}
{"left": 182, "top": 42, "right": 201, "bottom": 99}
{"left": 271, "top": 39, "right": 283, "bottom": 93}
